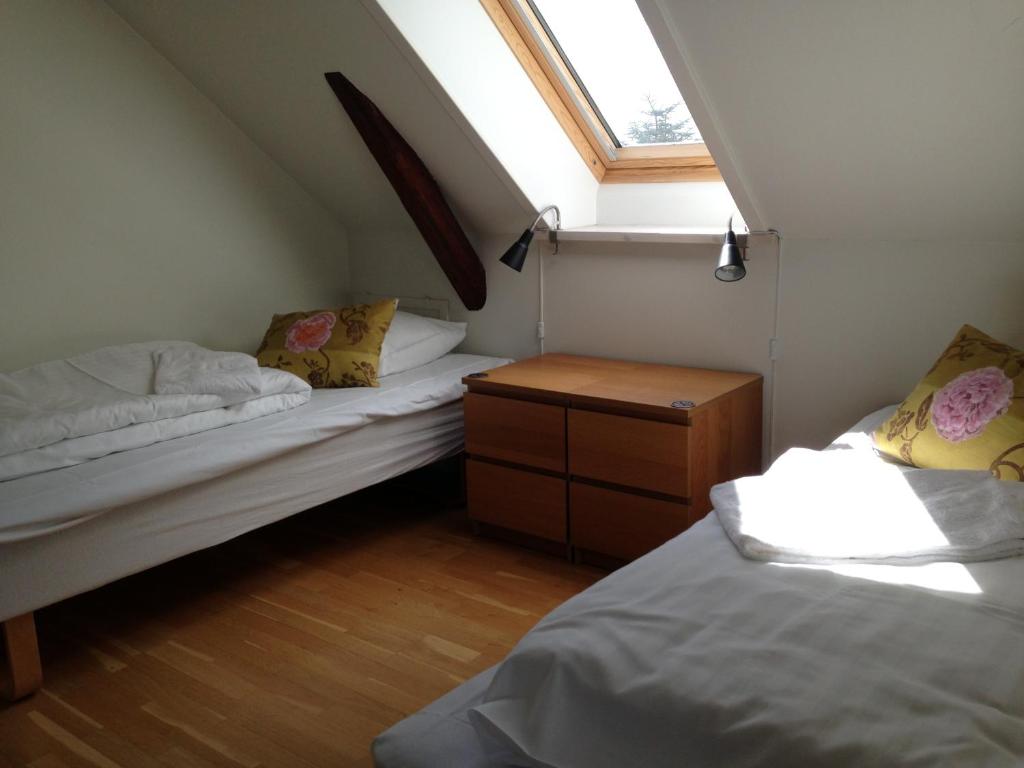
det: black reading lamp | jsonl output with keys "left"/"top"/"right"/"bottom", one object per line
{"left": 715, "top": 215, "right": 746, "bottom": 282}
{"left": 500, "top": 205, "right": 561, "bottom": 271}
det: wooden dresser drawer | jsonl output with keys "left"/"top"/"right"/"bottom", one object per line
{"left": 466, "top": 460, "right": 567, "bottom": 543}
{"left": 568, "top": 409, "right": 688, "bottom": 497}
{"left": 464, "top": 393, "right": 565, "bottom": 472}
{"left": 570, "top": 482, "right": 690, "bottom": 562}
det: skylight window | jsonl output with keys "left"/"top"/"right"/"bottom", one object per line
{"left": 528, "top": 0, "right": 700, "bottom": 148}
{"left": 482, "top": 0, "right": 718, "bottom": 182}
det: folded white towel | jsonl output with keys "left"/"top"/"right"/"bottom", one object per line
{"left": 153, "top": 346, "right": 261, "bottom": 397}
{"left": 714, "top": 447, "right": 1024, "bottom": 565}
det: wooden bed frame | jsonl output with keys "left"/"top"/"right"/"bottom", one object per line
{"left": 2, "top": 613, "right": 41, "bottom": 701}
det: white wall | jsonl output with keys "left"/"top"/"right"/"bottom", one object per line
{"left": 597, "top": 182, "right": 742, "bottom": 228}
{"left": 89, "top": 0, "right": 1023, "bottom": 458}
{"left": 641, "top": 0, "right": 1024, "bottom": 242}
{"left": 0, "top": 0, "right": 349, "bottom": 372}
{"left": 774, "top": 239, "right": 1024, "bottom": 450}
{"left": 348, "top": 229, "right": 777, "bottom": 454}
{"left": 339, "top": 0, "right": 1024, "bottom": 457}
{"left": 349, "top": 230, "right": 776, "bottom": 365}
{"left": 348, "top": 227, "right": 1024, "bottom": 455}
{"left": 349, "top": 228, "right": 548, "bottom": 362}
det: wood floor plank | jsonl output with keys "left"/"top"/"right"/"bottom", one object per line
{"left": 0, "top": 464, "right": 602, "bottom": 766}
{"left": 139, "top": 701, "right": 259, "bottom": 768}
{"left": 26, "top": 712, "right": 124, "bottom": 768}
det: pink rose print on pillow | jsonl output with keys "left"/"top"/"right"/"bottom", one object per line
{"left": 285, "top": 311, "right": 336, "bottom": 353}
{"left": 930, "top": 366, "right": 1014, "bottom": 443}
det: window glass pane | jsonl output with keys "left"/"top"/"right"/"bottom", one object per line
{"left": 529, "top": 0, "right": 701, "bottom": 147}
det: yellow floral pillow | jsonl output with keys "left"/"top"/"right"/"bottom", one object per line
{"left": 255, "top": 299, "right": 397, "bottom": 388}
{"left": 874, "top": 324, "right": 1024, "bottom": 480}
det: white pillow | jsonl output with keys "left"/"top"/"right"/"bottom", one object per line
{"left": 379, "top": 311, "right": 467, "bottom": 377}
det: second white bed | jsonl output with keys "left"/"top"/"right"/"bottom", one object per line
{"left": 374, "top": 407, "right": 1024, "bottom": 767}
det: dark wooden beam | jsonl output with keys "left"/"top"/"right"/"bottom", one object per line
{"left": 325, "top": 72, "right": 487, "bottom": 311}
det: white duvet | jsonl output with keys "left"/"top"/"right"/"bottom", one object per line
{"left": 0, "top": 342, "right": 310, "bottom": 481}
{"left": 467, "top": 410, "right": 1024, "bottom": 767}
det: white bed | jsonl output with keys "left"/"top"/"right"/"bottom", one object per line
{"left": 373, "top": 407, "right": 1024, "bottom": 767}
{"left": 0, "top": 353, "right": 508, "bottom": 624}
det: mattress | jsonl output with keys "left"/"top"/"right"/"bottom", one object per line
{"left": 0, "top": 354, "right": 508, "bottom": 622}
{"left": 373, "top": 406, "right": 1024, "bottom": 767}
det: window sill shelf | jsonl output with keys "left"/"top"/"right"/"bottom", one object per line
{"left": 552, "top": 226, "right": 742, "bottom": 246}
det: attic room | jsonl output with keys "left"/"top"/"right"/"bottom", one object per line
{"left": 1, "top": 0, "right": 1022, "bottom": 765}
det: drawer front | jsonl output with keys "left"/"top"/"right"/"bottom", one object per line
{"left": 570, "top": 482, "right": 690, "bottom": 562}
{"left": 467, "top": 460, "right": 567, "bottom": 543}
{"left": 568, "top": 409, "right": 688, "bottom": 497}
{"left": 464, "top": 393, "right": 565, "bottom": 472}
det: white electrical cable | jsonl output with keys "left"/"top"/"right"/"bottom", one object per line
{"left": 538, "top": 245, "right": 545, "bottom": 355}
{"left": 741, "top": 227, "right": 783, "bottom": 466}
{"left": 757, "top": 230, "right": 783, "bottom": 465}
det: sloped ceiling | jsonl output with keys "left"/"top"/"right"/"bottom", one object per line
{"left": 105, "top": 0, "right": 531, "bottom": 234}
{"left": 110, "top": 0, "right": 1023, "bottom": 244}
{"left": 642, "top": 0, "right": 1024, "bottom": 241}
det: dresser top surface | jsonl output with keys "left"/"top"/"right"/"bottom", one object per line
{"left": 463, "top": 354, "right": 761, "bottom": 416}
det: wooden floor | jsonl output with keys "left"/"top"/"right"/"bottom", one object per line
{"left": 0, "top": 463, "right": 602, "bottom": 767}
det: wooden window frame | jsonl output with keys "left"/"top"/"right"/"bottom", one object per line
{"left": 480, "top": 0, "right": 720, "bottom": 183}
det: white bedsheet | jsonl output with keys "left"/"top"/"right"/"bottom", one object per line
{"left": 0, "top": 354, "right": 505, "bottom": 543}
{"left": 384, "top": 407, "right": 1024, "bottom": 768}
{"left": 469, "top": 515, "right": 1024, "bottom": 766}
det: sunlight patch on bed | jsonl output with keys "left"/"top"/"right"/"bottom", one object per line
{"left": 769, "top": 560, "right": 983, "bottom": 595}
{"left": 734, "top": 449, "right": 951, "bottom": 555}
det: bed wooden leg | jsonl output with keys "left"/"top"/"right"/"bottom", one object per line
{"left": 2, "top": 612, "right": 42, "bottom": 701}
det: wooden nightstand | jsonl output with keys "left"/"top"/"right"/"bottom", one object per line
{"left": 462, "top": 354, "right": 762, "bottom": 565}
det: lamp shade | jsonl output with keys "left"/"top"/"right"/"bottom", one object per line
{"left": 500, "top": 229, "right": 534, "bottom": 272}
{"left": 715, "top": 227, "right": 745, "bottom": 282}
